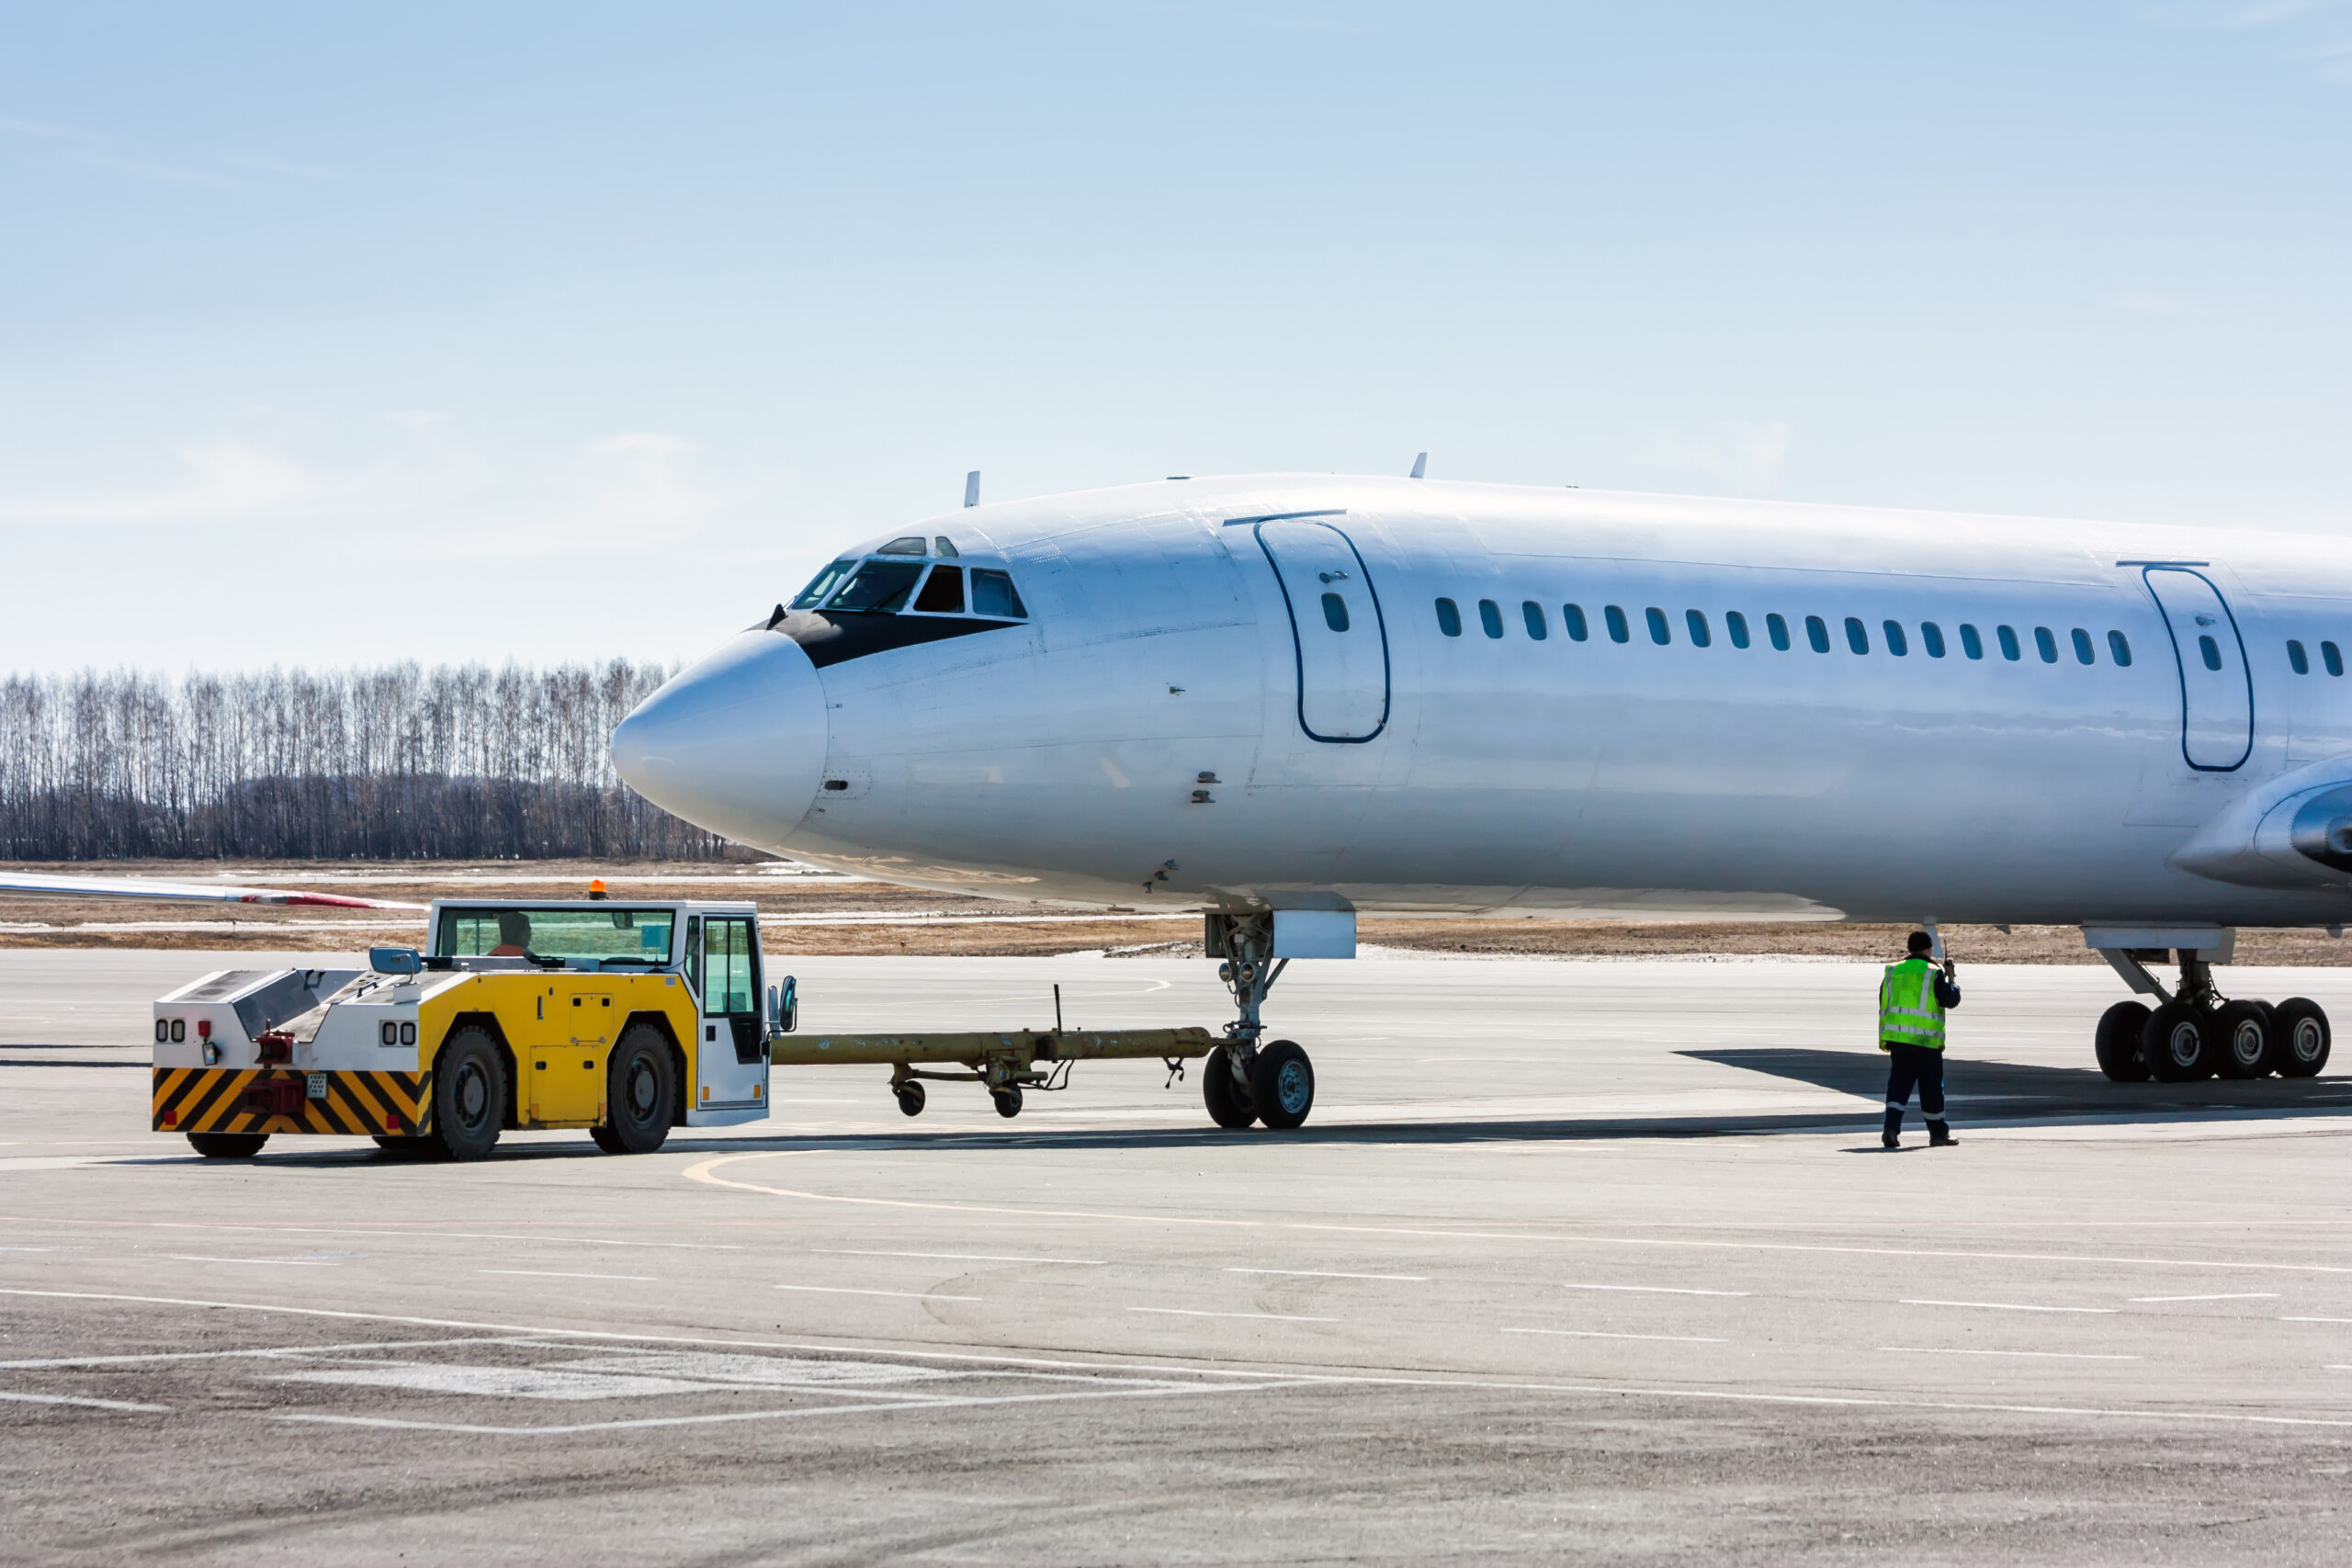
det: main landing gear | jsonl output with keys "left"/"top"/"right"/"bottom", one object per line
{"left": 1202, "top": 914, "right": 1317, "bottom": 1131}
{"left": 2092, "top": 946, "right": 2331, "bottom": 1085}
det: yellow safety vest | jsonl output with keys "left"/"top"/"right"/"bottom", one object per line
{"left": 1879, "top": 956, "right": 1947, "bottom": 1051}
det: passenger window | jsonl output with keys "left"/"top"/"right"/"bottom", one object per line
{"left": 2108, "top": 630, "right": 2132, "bottom": 667}
{"left": 1436, "top": 598, "right": 1462, "bottom": 637}
{"left": 1883, "top": 620, "right": 1908, "bottom": 657}
{"left": 1804, "top": 615, "right": 1830, "bottom": 653}
{"left": 2326, "top": 641, "right": 2345, "bottom": 677}
{"left": 1479, "top": 599, "right": 1504, "bottom": 638}
{"left": 1686, "top": 610, "right": 1712, "bottom": 648}
{"left": 2034, "top": 626, "right": 2058, "bottom": 663}
{"left": 828, "top": 559, "right": 926, "bottom": 612}
{"left": 2072, "top": 628, "right": 2096, "bottom": 665}
{"left": 1322, "top": 592, "right": 1351, "bottom": 633}
{"left": 1843, "top": 617, "right": 1868, "bottom": 655}
{"left": 1726, "top": 611, "right": 1751, "bottom": 649}
{"left": 791, "top": 559, "right": 855, "bottom": 610}
{"left": 1563, "top": 604, "right": 1589, "bottom": 641}
{"left": 2288, "top": 639, "right": 2310, "bottom": 675}
{"left": 2199, "top": 635, "right": 2222, "bottom": 671}
{"left": 1645, "top": 607, "right": 1671, "bottom": 645}
{"left": 1767, "top": 613, "right": 1792, "bottom": 651}
{"left": 912, "top": 565, "right": 965, "bottom": 614}
{"left": 1920, "top": 622, "right": 1946, "bottom": 659}
{"left": 1959, "top": 624, "right": 1984, "bottom": 660}
{"left": 1606, "top": 605, "right": 1631, "bottom": 643}
{"left": 1996, "top": 625, "right": 2021, "bottom": 661}
{"left": 1522, "top": 602, "right": 1547, "bottom": 640}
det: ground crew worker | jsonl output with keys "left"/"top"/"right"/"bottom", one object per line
{"left": 1881, "top": 931, "right": 1960, "bottom": 1148}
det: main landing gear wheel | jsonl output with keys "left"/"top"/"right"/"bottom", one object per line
{"left": 1202, "top": 1043, "right": 1257, "bottom": 1129}
{"left": 2094, "top": 1000, "right": 2153, "bottom": 1082}
{"left": 431, "top": 1026, "right": 508, "bottom": 1161}
{"left": 187, "top": 1132, "right": 268, "bottom": 1158}
{"left": 2273, "top": 998, "right": 2332, "bottom": 1077}
{"left": 2142, "top": 1001, "right": 2216, "bottom": 1083}
{"left": 895, "top": 1080, "right": 926, "bottom": 1117}
{"left": 990, "top": 1085, "right": 1023, "bottom": 1119}
{"left": 1250, "top": 1040, "right": 1316, "bottom": 1130}
{"left": 597, "top": 1025, "right": 678, "bottom": 1154}
{"left": 2211, "top": 999, "right": 2276, "bottom": 1080}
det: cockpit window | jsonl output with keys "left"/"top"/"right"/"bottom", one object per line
{"left": 790, "top": 560, "right": 855, "bottom": 610}
{"left": 826, "top": 559, "right": 925, "bottom": 612}
{"left": 933, "top": 536, "right": 960, "bottom": 558}
{"left": 971, "top": 569, "right": 1026, "bottom": 619}
{"left": 876, "top": 536, "right": 928, "bottom": 556}
{"left": 912, "top": 565, "right": 965, "bottom": 613}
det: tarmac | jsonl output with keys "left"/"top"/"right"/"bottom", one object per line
{"left": 6, "top": 947, "right": 2352, "bottom": 1564}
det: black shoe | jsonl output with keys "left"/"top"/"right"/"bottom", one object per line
{"left": 1928, "top": 1132, "right": 1958, "bottom": 1147}
{"left": 1882, "top": 1133, "right": 1900, "bottom": 1149}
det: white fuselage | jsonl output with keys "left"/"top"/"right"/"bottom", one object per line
{"left": 611, "top": 475, "right": 2352, "bottom": 929}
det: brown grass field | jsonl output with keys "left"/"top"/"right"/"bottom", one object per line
{"left": 5, "top": 858, "right": 2349, "bottom": 964}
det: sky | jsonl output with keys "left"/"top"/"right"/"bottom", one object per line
{"left": 3, "top": 1, "right": 2348, "bottom": 672}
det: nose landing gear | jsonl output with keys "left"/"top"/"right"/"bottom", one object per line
{"left": 2090, "top": 939, "right": 2331, "bottom": 1086}
{"left": 1202, "top": 914, "right": 1317, "bottom": 1130}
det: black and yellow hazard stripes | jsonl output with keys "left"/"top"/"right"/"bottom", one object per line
{"left": 153, "top": 1067, "right": 431, "bottom": 1137}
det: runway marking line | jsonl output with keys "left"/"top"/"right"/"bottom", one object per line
{"left": 0, "top": 1217, "right": 742, "bottom": 1251}
{"left": 816, "top": 1249, "right": 1105, "bottom": 1266}
{"left": 1881, "top": 1347, "right": 2141, "bottom": 1361}
{"left": 164, "top": 1255, "right": 342, "bottom": 1267}
{"left": 679, "top": 1151, "right": 2352, "bottom": 1275}
{"left": 2131, "top": 1293, "right": 2280, "bottom": 1303}
{"left": 1901, "top": 1300, "right": 2119, "bottom": 1314}
{"left": 0, "top": 1337, "right": 535, "bottom": 1370}
{"left": 2282, "top": 1316, "right": 2352, "bottom": 1325}
{"left": 1130, "top": 1307, "right": 1337, "bottom": 1323}
{"left": 1504, "top": 1328, "right": 1726, "bottom": 1344}
{"left": 777, "top": 1285, "right": 981, "bottom": 1302}
{"left": 1560, "top": 1283, "right": 1748, "bottom": 1297}
{"left": 0, "top": 1390, "right": 170, "bottom": 1413}
{"left": 1227, "top": 1269, "right": 1428, "bottom": 1282}
{"left": 17, "top": 1287, "right": 2352, "bottom": 1433}
{"left": 481, "top": 1270, "right": 657, "bottom": 1282}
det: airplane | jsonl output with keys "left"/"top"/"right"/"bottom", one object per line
{"left": 607, "top": 467, "right": 2352, "bottom": 1124}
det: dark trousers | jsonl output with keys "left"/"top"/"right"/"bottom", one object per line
{"left": 1883, "top": 1043, "right": 1948, "bottom": 1137}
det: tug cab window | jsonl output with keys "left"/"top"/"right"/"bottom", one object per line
{"left": 970, "top": 569, "right": 1027, "bottom": 618}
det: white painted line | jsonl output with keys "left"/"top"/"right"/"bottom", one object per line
{"left": 1901, "top": 1299, "right": 2118, "bottom": 1314}
{"left": 1882, "top": 1347, "right": 2141, "bottom": 1361}
{"left": 2283, "top": 1316, "right": 2352, "bottom": 1325}
{"left": 776, "top": 1286, "right": 981, "bottom": 1302}
{"left": 1128, "top": 1307, "right": 1337, "bottom": 1323}
{"left": 2130, "top": 1293, "right": 2280, "bottom": 1303}
{"left": 276, "top": 1364, "right": 730, "bottom": 1401}
{"left": 480, "top": 1270, "right": 656, "bottom": 1283}
{"left": 0, "top": 1247, "right": 65, "bottom": 1253}
{"left": 1226, "top": 1269, "right": 1429, "bottom": 1282}
{"left": 164, "top": 1255, "right": 342, "bottom": 1267}
{"left": 0, "top": 1389, "right": 170, "bottom": 1412}
{"left": 1504, "top": 1328, "right": 1726, "bottom": 1344}
{"left": 0, "top": 1337, "right": 529, "bottom": 1370}
{"left": 1560, "top": 1283, "right": 1749, "bottom": 1297}
{"left": 815, "top": 1249, "right": 1105, "bottom": 1267}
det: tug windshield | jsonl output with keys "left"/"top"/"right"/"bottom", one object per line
{"left": 435, "top": 907, "right": 674, "bottom": 964}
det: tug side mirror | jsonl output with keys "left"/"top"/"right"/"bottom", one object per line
{"left": 767, "top": 976, "right": 798, "bottom": 1035}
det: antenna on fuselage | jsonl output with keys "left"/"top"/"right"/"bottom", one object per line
{"left": 964, "top": 470, "right": 980, "bottom": 508}
{"left": 1409, "top": 452, "right": 1428, "bottom": 479}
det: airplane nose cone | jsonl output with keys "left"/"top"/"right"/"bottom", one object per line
{"left": 611, "top": 632, "right": 829, "bottom": 849}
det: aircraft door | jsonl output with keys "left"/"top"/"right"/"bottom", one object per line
{"left": 691, "top": 914, "right": 767, "bottom": 1112}
{"left": 2143, "top": 567, "right": 2254, "bottom": 772}
{"left": 1254, "top": 518, "right": 1390, "bottom": 742}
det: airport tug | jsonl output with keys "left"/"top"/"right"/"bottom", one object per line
{"left": 153, "top": 896, "right": 1244, "bottom": 1159}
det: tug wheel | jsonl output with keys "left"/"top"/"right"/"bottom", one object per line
{"left": 1202, "top": 1043, "right": 1257, "bottom": 1129}
{"left": 187, "top": 1133, "right": 268, "bottom": 1159}
{"left": 600, "top": 1026, "right": 678, "bottom": 1154}
{"left": 1250, "top": 1040, "right": 1316, "bottom": 1130}
{"left": 430, "top": 1026, "right": 508, "bottom": 1161}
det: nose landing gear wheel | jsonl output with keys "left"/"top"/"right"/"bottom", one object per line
{"left": 2142, "top": 1001, "right": 2215, "bottom": 1083}
{"left": 2211, "top": 999, "right": 2275, "bottom": 1079}
{"left": 2273, "top": 997, "right": 2332, "bottom": 1077}
{"left": 2094, "top": 1000, "right": 2153, "bottom": 1082}
{"left": 1202, "top": 1043, "right": 1257, "bottom": 1129}
{"left": 1250, "top": 1040, "right": 1315, "bottom": 1130}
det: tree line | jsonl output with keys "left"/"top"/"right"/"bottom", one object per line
{"left": 0, "top": 662, "right": 727, "bottom": 861}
